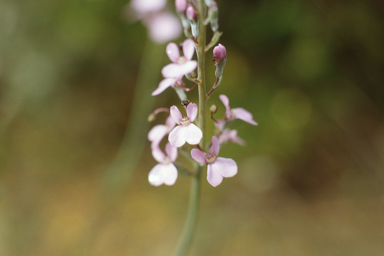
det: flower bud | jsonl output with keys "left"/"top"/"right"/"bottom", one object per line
{"left": 208, "top": 2, "right": 219, "bottom": 32}
{"left": 210, "top": 104, "right": 218, "bottom": 113}
{"left": 212, "top": 44, "right": 227, "bottom": 78}
{"left": 175, "top": 0, "right": 187, "bottom": 13}
{"left": 186, "top": 5, "right": 199, "bottom": 38}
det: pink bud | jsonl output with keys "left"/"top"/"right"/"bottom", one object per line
{"left": 186, "top": 5, "right": 197, "bottom": 20}
{"left": 212, "top": 44, "right": 226, "bottom": 62}
{"left": 175, "top": 0, "right": 188, "bottom": 13}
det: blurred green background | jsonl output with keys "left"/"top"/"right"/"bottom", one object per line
{"left": 1, "top": 0, "right": 384, "bottom": 255}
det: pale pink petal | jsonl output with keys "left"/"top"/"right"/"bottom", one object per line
{"left": 146, "top": 13, "right": 182, "bottom": 44}
{"left": 166, "top": 42, "right": 180, "bottom": 63}
{"left": 219, "top": 94, "right": 232, "bottom": 116}
{"left": 148, "top": 125, "right": 168, "bottom": 145}
{"left": 228, "top": 130, "right": 245, "bottom": 145}
{"left": 165, "top": 142, "right": 178, "bottom": 162}
{"left": 162, "top": 163, "right": 178, "bottom": 185}
{"left": 207, "top": 164, "right": 223, "bottom": 187}
{"left": 162, "top": 63, "right": 181, "bottom": 78}
{"left": 152, "top": 78, "right": 176, "bottom": 96}
{"left": 233, "top": 108, "right": 258, "bottom": 125}
{"left": 165, "top": 115, "right": 176, "bottom": 129}
{"left": 178, "top": 61, "right": 197, "bottom": 76}
{"left": 168, "top": 126, "right": 187, "bottom": 147}
{"left": 212, "top": 157, "right": 237, "bottom": 177}
{"left": 148, "top": 164, "right": 164, "bottom": 186}
{"left": 191, "top": 148, "right": 206, "bottom": 164}
{"left": 183, "top": 39, "right": 195, "bottom": 61}
{"left": 170, "top": 106, "right": 183, "bottom": 124}
{"left": 151, "top": 146, "right": 166, "bottom": 163}
{"left": 184, "top": 124, "right": 203, "bottom": 145}
{"left": 210, "top": 136, "right": 220, "bottom": 156}
{"left": 186, "top": 103, "right": 198, "bottom": 122}
{"left": 148, "top": 163, "right": 178, "bottom": 186}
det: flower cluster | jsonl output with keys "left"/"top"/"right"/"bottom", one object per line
{"left": 147, "top": 0, "right": 258, "bottom": 187}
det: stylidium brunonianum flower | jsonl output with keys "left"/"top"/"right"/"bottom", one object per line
{"left": 168, "top": 103, "right": 203, "bottom": 147}
{"left": 218, "top": 94, "right": 258, "bottom": 126}
{"left": 162, "top": 39, "right": 198, "bottom": 78}
{"left": 218, "top": 129, "right": 245, "bottom": 146}
{"left": 212, "top": 43, "right": 227, "bottom": 78}
{"left": 186, "top": 5, "right": 199, "bottom": 38}
{"left": 191, "top": 136, "right": 238, "bottom": 187}
{"left": 149, "top": 143, "right": 178, "bottom": 186}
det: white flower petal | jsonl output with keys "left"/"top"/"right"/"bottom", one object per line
{"left": 161, "top": 163, "right": 178, "bottom": 185}
{"left": 184, "top": 124, "right": 203, "bottom": 145}
{"left": 148, "top": 164, "right": 164, "bottom": 186}
{"left": 151, "top": 146, "right": 166, "bottom": 162}
{"left": 147, "top": 13, "right": 182, "bottom": 44}
{"left": 207, "top": 164, "right": 223, "bottom": 187}
{"left": 178, "top": 61, "right": 197, "bottom": 76}
{"left": 162, "top": 63, "right": 181, "bottom": 78}
{"left": 168, "top": 126, "right": 187, "bottom": 147}
{"left": 191, "top": 148, "right": 206, "bottom": 164}
{"left": 213, "top": 157, "right": 238, "bottom": 178}
{"left": 148, "top": 125, "right": 168, "bottom": 146}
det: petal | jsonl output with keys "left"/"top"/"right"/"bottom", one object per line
{"left": 229, "top": 130, "right": 245, "bottom": 145}
{"left": 152, "top": 78, "right": 176, "bottom": 96}
{"left": 191, "top": 148, "right": 206, "bottom": 164}
{"left": 162, "top": 163, "right": 178, "bottom": 185}
{"left": 233, "top": 108, "right": 258, "bottom": 125}
{"left": 184, "top": 124, "right": 203, "bottom": 145}
{"left": 166, "top": 42, "right": 180, "bottom": 63}
{"left": 207, "top": 164, "right": 223, "bottom": 187}
{"left": 148, "top": 164, "right": 164, "bottom": 186}
{"left": 219, "top": 94, "right": 232, "bottom": 116}
{"left": 151, "top": 145, "right": 166, "bottom": 162}
{"left": 148, "top": 125, "right": 168, "bottom": 144}
{"left": 186, "top": 103, "right": 198, "bottom": 122}
{"left": 210, "top": 136, "right": 220, "bottom": 156}
{"left": 148, "top": 163, "right": 178, "bottom": 186}
{"left": 178, "top": 61, "right": 197, "bottom": 76}
{"left": 162, "top": 63, "right": 181, "bottom": 78}
{"left": 183, "top": 39, "right": 195, "bottom": 60}
{"left": 213, "top": 157, "right": 237, "bottom": 177}
{"left": 147, "top": 13, "right": 182, "bottom": 44}
{"left": 165, "top": 115, "right": 176, "bottom": 129}
{"left": 165, "top": 142, "right": 178, "bottom": 162}
{"left": 168, "top": 126, "right": 187, "bottom": 147}
{"left": 170, "top": 105, "right": 182, "bottom": 124}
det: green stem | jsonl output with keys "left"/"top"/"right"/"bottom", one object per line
{"left": 172, "top": 1, "right": 207, "bottom": 256}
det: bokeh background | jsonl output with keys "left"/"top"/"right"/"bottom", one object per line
{"left": 1, "top": 0, "right": 384, "bottom": 255}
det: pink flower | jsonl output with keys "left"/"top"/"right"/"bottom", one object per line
{"left": 168, "top": 103, "right": 202, "bottom": 147}
{"left": 218, "top": 129, "right": 245, "bottom": 145}
{"left": 148, "top": 114, "right": 176, "bottom": 148}
{"left": 129, "top": 0, "right": 167, "bottom": 18}
{"left": 149, "top": 143, "right": 178, "bottom": 186}
{"left": 219, "top": 94, "right": 258, "bottom": 126}
{"left": 162, "top": 39, "right": 197, "bottom": 78}
{"left": 191, "top": 136, "right": 238, "bottom": 187}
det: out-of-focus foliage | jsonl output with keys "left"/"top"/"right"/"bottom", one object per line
{"left": 0, "top": 0, "right": 384, "bottom": 255}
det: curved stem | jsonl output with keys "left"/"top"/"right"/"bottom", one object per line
{"left": 172, "top": 1, "right": 207, "bottom": 256}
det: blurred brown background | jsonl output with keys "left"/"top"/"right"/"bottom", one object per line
{"left": 1, "top": 0, "right": 384, "bottom": 255}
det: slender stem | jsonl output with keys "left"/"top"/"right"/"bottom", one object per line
{"left": 172, "top": 1, "right": 207, "bottom": 256}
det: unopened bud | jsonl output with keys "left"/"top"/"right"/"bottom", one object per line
{"left": 212, "top": 44, "right": 227, "bottom": 78}
{"left": 186, "top": 5, "right": 197, "bottom": 20}
{"left": 208, "top": 2, "right": 219, "bottom": 32}
{"left": 205, "top": 0, "right": 214, "bottom": 7}
{"left": 210, "top": 104, "right": 218, "bottom": 113}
